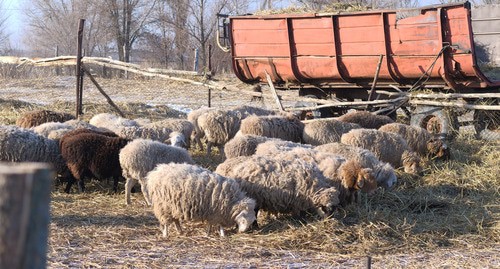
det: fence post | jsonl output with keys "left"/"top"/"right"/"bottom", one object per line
{"left": 0, "top": 163, "right": 53, "bottom": 269}
{"left": 193, "top": 48, "right": 199, "bottom": 73}
{"left": 75, "top": 19, "right": 85, "bottom": 118}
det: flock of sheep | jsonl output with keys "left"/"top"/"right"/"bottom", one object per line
{"left": 0, "top": 106, "right": 449, "bottom": 237}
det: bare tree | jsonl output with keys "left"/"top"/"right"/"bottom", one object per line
{"left": 103, "top": 0, "right": 157, "bottom": 62}
{"left": 0, "top": 0, "right": 11, "bottom": 53}
{"left": 25, "top": 0, "right": 112, "bottom": 57}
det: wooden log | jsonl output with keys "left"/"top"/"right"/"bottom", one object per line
{"left": 0, "top": 163, "right": 53, "bottom": 269}
{"left": 289, "top": 96, "right": 409, "bottom": 112}
{"left": 411, "top": 92, "right": 500, "bottom": 99}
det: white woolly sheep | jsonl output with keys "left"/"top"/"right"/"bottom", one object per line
{"left": 16, "top": 109, "right": 75, "bottom": 128}
{"left": 187, "top": 107, "right": 216, "bottom": 150}
{"left": 253, "top": 146, "right": 378, "bottom": 206}
{"left": 341, "top": 128, "right": 422, "bottom": 174}
{"left": 379, "top": 123, "right": 449, "bottom": 159}
{"left": 146, "top": 163, "right": 257, "bottom": 237}
{"left": 253, "top": 139, "right": 312, "bottom": 157}
{"left": 197, "top": 108, "right": 242, "bottom": 156}
{"left": 315, "top": 142, "right": 397, "bottom": 189}
{"left": 216, "top": 155, "right": 341, "bottom": 220}
{"left": 239, "top": 114, "right": 304, "bottom": 143}
{"left": 146, "top": 118, "right": 194, "bottom": 149}
{"left": 302, "top": 118, "right": 361, "bottom": 145}
{"left": 0, "top": 125, "right": 67, "bottom": 177}
{"left": 338, "top": 110, "right": 394, "bottom": 129}
{"left": 119, "top": 138, "right": 194, "bottom": 205}
{"left": 223, "top": 134, "right": 271, "bottom": 159}
{"left": 89, "top": 113, "right": 139, "bottom": 131}
{"left": 32, "top": 120, "right": 103, "bottom": 141}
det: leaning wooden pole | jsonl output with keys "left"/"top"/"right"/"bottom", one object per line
{"left": 82, "top": 64, "right": 126, "bottom": 118}
{"left": 0, "top": 163, "right": 53, "bottom": 269}
{"left": 75, "top": 19, "right": 85, "bottom": 118}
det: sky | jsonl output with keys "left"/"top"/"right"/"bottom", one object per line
{"left": 1, "top": 0, "right": 446, "bottom": 51}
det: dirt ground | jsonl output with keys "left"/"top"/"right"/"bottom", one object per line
{"left": 0, "top": 75, "right": 499, "bottom": 268}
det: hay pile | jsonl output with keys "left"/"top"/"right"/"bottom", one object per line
{"left": 0, "top": 76, "right": 498, "bottom": 267}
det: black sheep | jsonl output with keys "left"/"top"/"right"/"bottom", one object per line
{"left": 59, "top": 131, "right": 129, "bottom": 193}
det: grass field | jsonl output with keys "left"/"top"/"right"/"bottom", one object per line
{"left": 0, "top": 76, "right": 498, "bottom": 268}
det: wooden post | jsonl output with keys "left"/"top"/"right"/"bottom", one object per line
{"left": 367, "top": 54, "right": 384, "bottom": 111}
{"left": 208, "top": 44, "right": 212, "bottom": 75}
{"left": 55, "top": 46, "right": 60, "bottom": 76}
{"left": 75, "top": 19, "right": 85, "bottom": 118}
{"left": 193, "top": 48, "right": 199, "bottom": 73}
{"left": 0, "top": 163, "right": 53, "bottom": 269}
{"left": 208, "top": 88, "right": 212, "bottom": 108}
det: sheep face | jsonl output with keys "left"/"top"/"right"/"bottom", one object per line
{"left": 234, "top": 209, "right": 256, "bottom": 233}
{"left": 356, "top": 168, "right": 378, "bottom": 194}
{"left": 167, "top": 131, "right": 187, "bottom": 148}
{"left": 427, "top": 139, "right": 449, "bottom": 160}
{"left": 402, "top": 151, "right": 422, "bottom": 175}
{"left": 313, "top": 187, "right": 340, "bottom": 217}
{"left": 376, "top": 163, "right": 398, "bottom": 189}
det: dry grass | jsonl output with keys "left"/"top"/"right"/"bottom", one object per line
{"left": 0, "top": 76, "right": 499, "bottom": 268}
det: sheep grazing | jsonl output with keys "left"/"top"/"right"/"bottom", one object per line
{"left": 59, "top": 130, "right": 129, "bottom": 193}
{"left": 223, "top": 134, "right": 271, "bottom": 159}
{"left": 197, "top": 108, "right": 242, "bottom": 156}
{"left": 302, "top": 118, "right": 361, "bottom": 145}
{"left": 254, "top": 146, "right": 378, "bottom": 206}
{"left": 216, "top": 155, "right": 340, "bottom": 220}
{"left": 119, "top": 138, "right": 194, "bottom": 205}
{"left": 16, "top": 110, "right": 75, "bottom": 128}
{"left": 146, "top": 119, "right": 194, "bottom": 149}
{"left": 341, "top": 129, "right": 422, "bottom": 174}
{"left": 32, "top": 120, "right": 103, "bottom": 141}
{"left": 337, "top": 110, "right": 394, "bottom": 129}
{"left": 0, "top": 125, "right": 67, "bottom": 177}
{"left": 315, "top": 142, "right": 397, "bottom": 189}
{"left": 187, "top": 107, "right": 216, "bottom": 150}
{"left": 146, "top": 163, "right": 257, "bottom": 237}
{"left": 379, "top": 123, "right": 449, "bottom": 159}
{"left": 89, "top": 113, "right": 139, "bottom": 130}
{"left": 239, "top": 114, "right": 304, "bottom": 143}
{"left": 253, "top": 139, "right": 312, "bottom": 157}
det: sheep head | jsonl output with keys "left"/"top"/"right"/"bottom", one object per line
{"left": 313, "top": 187, "right": 340, "bottom": 218}
{"left": 339, "top": 160, "right": 378, "bottom": 194}
{"left": 233, "top": 197, "right": 257, "bottom": 233}
{"left": 402, "top": 150, "right": 422, "bottom": 175}
{"left": 427, "top": 138, "right": 449, "bottom": 160}
{"left": 375, "top": 163, "right": 397, "bottom": 189}
{"left": 166, "top": 131, "right": 187, "bottom": 148}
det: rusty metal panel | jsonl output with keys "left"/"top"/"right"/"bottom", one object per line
{"left": 229, "top": 2, "right": 499, "bottom": 90}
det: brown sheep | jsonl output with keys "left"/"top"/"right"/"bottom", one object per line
{"left": 337, "top": 110, "right": 394, "bottom": 129}
{"left": 59, "top": 130, "right": 130, "bottom": 193}
{"left": 16, "top": 109, "right": 75, "bottom": 128}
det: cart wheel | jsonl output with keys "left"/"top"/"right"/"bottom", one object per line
{"left": 410, "top": 106, "right": 459, "bottom": 140}
{"left": 473, "top": 110, "right": 500, "bottom": 141}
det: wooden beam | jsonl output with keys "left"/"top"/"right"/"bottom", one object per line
{"left": 410, "top": 99, "right": 500, "bottom": 110}
{"left": 264, "top": 70, "right": 285, "bottom": 111}
{"left": 82, "top": 64, "right": 126, "bottom": 118}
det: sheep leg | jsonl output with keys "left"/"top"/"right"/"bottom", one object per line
{"left": 206, "top": 224, "right": 212, "bottom": 236}
{"left": 173, "top": 220, "right": 182, "bottom": 234}
{"left": 112, "top": 177, "right": 120, "bottom": 193}
{"left": 140, "top": 182, "right": 152, "bottom": 206}
{"left": 218, "top": 145, "right": 224, "bottom": 158}
{"left": 77, "top": 178, "right": 85, "bottom": 193}
{"left": 206, "top": 142, "right": 213, "bottom": 156}
{"left": 64, "top": 177, "right": 76, "bottom": 194}
{"left": 219, "top": 226, "right": 225, "bottom": 237}
{"left": 251, "top": 207, "right": 260, "bottom": 229}
{"left": 161, "top": 224, "right": 168, "bottom": 238}
{"left": 125, "top": 178, "right": 137, "bottom": 205}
